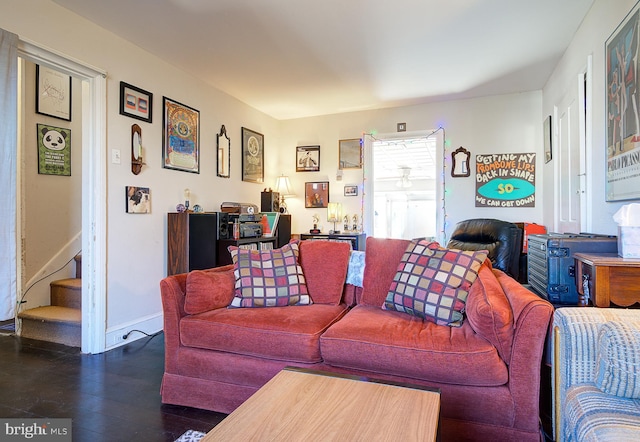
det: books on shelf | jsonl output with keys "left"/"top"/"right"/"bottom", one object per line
{"left": 259, "top": 212, "right": 280, "bottom": 237}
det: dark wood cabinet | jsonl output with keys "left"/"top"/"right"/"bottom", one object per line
{"left": 299, "top": 233, "right": 366, "bottom": 251}
{"left": 167, "top": 212, "right": 218, "bottom": 275}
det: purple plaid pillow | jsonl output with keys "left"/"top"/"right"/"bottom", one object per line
{"left": 228, "top": 241, "right": 311, "bottom": 308}
{"left": 383, "top": 240, "right": 487, "bottom": 326}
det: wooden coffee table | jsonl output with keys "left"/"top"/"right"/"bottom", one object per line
{"left": 202, "top": 367, "right": 440, "bottom": 441}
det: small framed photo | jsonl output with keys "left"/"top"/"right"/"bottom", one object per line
{"left": 37, "top": 123, "right": 71, "bottom": 176}
{"left": 305, "top": 181, "right": 329, "bottom": 208}
{"left": 162, "top": 96, "right": 200, "bottom": 173}
{"left": 339, "top": 138, "right": 362, "bottom": 169}
{"left": 297, "top": 145, "right": 320, "bottom": 172}
{"left": 126, "top": 186, "right": 151, "bottom": 214}
{"left": 36, "top": 65, "right": 72, "bottom": 121}
{"left": 344, "top": 185, "right": 358, "bottom": 196}
{"left": 120, "top": 82, "right": 153, "bottom": 123}
{"left": 242, "top": 127, "right": 264, "bottom": 183}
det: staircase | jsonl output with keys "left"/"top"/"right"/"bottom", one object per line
{"left": 18, "top": 254, "right": 82, "bottom": 347}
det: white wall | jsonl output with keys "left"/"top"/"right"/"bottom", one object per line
{"left": 1, "top": 0, "right": 282, "bottom": 342}
{"left": 543, "top": 0, "right": 639, "bottom": 235}
{"left": 2, "top": 0, "right": 549, "bottom": 346}
{"left": 280, "top": 91, "right": 544, "bottom": 241}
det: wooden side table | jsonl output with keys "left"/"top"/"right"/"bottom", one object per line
{"left": 574, "top": 252, "right": 640, "bottom": 307}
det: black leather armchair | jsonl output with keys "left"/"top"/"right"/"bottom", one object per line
{"left": 446, "top": 218, "right": 523, "bottom": 280}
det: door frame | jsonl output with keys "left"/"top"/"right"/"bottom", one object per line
{"left": 554, "top": 55, "right": 592, "bottom": 233}
{"left": 17, "top": 38, "right": 107, "bottom": 354}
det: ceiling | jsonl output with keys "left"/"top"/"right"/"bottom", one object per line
{"left": 52, "top": 0, "right": 595, "bottom": 120}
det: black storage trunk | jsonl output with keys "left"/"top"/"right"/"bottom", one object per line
{"left": 527, "top": 233, "right": 618, "bottom": 305}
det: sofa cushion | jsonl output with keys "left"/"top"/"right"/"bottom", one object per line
{"left": 184, "top": 266, "right": 235, "bottom": 315}
{"left": 564, "top": 383, "right": 640, "bottom": 441}
{"left": 320, "top": 304, "right": 508, "bottom": 386}
{"left": 228, "top": 241, "right": 311, "bottom": 308}
{"left": 465, "top": 261, "right": 514, "bottom": 362}
{"left": 361, "top": 237, "right": 411, "bottom": 307}
{"left": 299, "top": 240, "right": 351, "bottom": 304}
{"left": 180, "top": 303, "right": 348, "bottom": 363}
{"left": 595, "top": 321, "right": 640, "bottom": 399}
{"left": 383, "top": 240, "right": 488, "bottom": 327}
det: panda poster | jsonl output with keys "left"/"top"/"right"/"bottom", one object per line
{"left": 37, "top": 123, "right": 71, "bottom": 176}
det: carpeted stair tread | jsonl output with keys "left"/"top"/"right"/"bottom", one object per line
{"left": 19, "top": 306, "right": 81, "bottom": 324}
{"left": 51, "top": 278, "right": 82, "bottom": 289}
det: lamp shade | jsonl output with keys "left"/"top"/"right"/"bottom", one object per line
{"left": 274, "top": 175, "right": 295, "bottom": 197}
{"left": 327, "top": 202, "right": 342, "bottom": 222}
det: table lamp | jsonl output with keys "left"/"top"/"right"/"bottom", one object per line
{"left": 327, "top": 202, "right": 342, "bottom": 234}
{"left": 274, "top": 174, "right": 295, "bottom": 213}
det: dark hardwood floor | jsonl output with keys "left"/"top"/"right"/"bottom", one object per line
{"left": 0, "top": 332, "right": 226, "bottom": 441}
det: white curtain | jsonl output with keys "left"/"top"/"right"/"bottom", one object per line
{"left": 0, "top": 28, "right": 18, "bottom": 321}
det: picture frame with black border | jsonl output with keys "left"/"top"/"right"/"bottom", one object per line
{"left": 305, "top": 181, "right": 329, "bottom": 208}
{"left": 36, "top": 65, "right": 72, "bottom": 121}
{"left": 242, "top": 127, "right": 264, "bottom": 183}
{"left": 162, "top": 96, "right": 200, "bottom": 173}
{"left": 344, "top": 185, "right": 358, "bottom": 196}
{"left": 296, "top": 145, "right": 320, "bottom": 172}
{"left": 120, "top": 81, "right": 153, "bottom": 123}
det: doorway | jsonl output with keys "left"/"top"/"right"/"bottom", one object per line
{"left": 555, "top": 56, "right": 591, "bottom": 233}
{"left": 14, "top": 38, "right": 107, "bottom": 353}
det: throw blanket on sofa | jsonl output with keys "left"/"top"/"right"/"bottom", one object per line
{"left": 346, "top": 251, "right": 365, "bottom": 287}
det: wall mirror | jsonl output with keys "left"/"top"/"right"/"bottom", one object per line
{"left": 339, "top": 138, "right": 362, "bottom": 169}
{"left": 217, "top": 124, "right": 230, "bottom": 178}
{"left": 451, "top": 146, "right": 471, "bottom": 177}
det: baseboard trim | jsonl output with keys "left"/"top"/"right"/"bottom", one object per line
{"left": 105, "top": 312, "right": 163, "bottom": 350}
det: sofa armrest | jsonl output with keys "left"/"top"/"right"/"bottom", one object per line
{"left": 552, "top": 307, "right": 640, "bottom": 440}
{"left": 496, "top": 271, "right": 553, "bottom": 433}
{"left": 160, "top": 273, "right": 188, "bottom": 373}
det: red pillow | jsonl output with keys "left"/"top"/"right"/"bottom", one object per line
{"left": 184, "top": 267, "right": 235, "bottom": 314}
{"left": 299, "top": 240, "right": 351, "bottom": 304}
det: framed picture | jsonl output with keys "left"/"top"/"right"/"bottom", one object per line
{"left": 339, "top": 138, "right": 362, "bottom": 169}
{"left": 344, "top": 185, "right": 358, "bottom": 196}
{"left": 296, "top": 145, "right": 320, "bottom": 172}
{"left": 605, "top": 1, "right": 640, "bottom": 201}
{"left": 162, "top": 97, "right": 200, "bottom": 173}
{"left": 37, "top": 123, "right": 71, "bottom": 176}
{"left": 125, "top": 186, "right": 151, "bottom": 214}
{"left": 36, "top": 65, "right": 72, "bottom": 121}
{"left": 241, "top": 127, "right": 264, "bottom": 183}
{"left": 544, "top": 115, "right": 552, "bottom": 163}
{"left": 305, "top": 181, "right": 329, "bottom": 208}
{"left": 119, "top": 82, "right": 153, "bottom": 123}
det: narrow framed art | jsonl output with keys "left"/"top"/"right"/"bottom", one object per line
{"left": 241, "top": 127, "right": 264, "bottom": 183}
{"left": 36, "top": 65, "right": 72, "bottom": 121}
{"left": 606, "top": 1, "right": 640, "bottom": 201}
{"left": 162, "top": 97, "right": 200, "bottom": 173}
{"left": 37, "top": 123, "right": 71, "bottom": 176}
{"left": 119, "top": 82, "right": 153, "bottom": 123}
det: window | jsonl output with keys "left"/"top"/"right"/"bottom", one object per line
{"left": 363, "top": 132, "right": 442, "bottom": 240}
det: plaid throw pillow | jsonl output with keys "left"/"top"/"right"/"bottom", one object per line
{"left": 228, "top": 241, "right": 311, "bottom": 308}
{"left": 383, "top": 240, "right": 487, "bottom": 326}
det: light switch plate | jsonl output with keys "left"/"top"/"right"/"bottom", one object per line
{"left": 112, "top": 149, "right": 121, "bottom": 164}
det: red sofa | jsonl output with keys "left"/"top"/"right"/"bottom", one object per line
{"left": 160, "top": 237, "right": 553, "bottom": 441}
